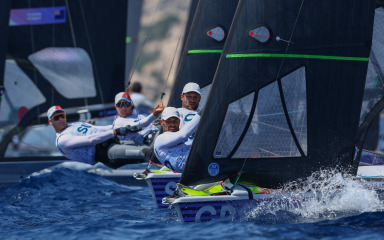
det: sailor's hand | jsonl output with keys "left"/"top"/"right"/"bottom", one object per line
{"left": 126, "top": 125, "right": 141, "bottom": 132}
{"left": 114, "top": 127, "right": 130, "bottom": 136}
{"left": 153, "top": 100, "right": 164, "bottom": 117}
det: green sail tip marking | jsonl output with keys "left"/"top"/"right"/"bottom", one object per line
{"left": 226, "top": 53, "right": 369, "bottom": 61}
{"left": 188, "top": 49, "right": 223, "bottom": 54}
{"left": 126, "top": 37, "right": 132, "bottom": 44}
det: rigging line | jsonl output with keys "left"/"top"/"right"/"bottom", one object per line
{"left": 231, "top": 158, "right": 248, "bottom": 190}
{"left": 27, "top": 0, "right": 40, "bottom": 124}
{"left": 258, "top": 147, "right": 281, "bottom": 157}
{"left": 67, "top": 0, "right": 90, "bottom": 106}
{"left": 65, "top": 0, "right": 77, "bottom": 48}
{"left": 161, "top": 11, "right": 189, "bottom": 101}
{"left": 160, "top": 3, "right": 192, "bottom": 101}
{"left": 126, "top": 0, "right": 162, "bottom": 91}
{"left": 370, "top": 50, "right": 384, "bottom": 87}
{"left": 79, "top": 0, "right": 99, "bottom": 106}
{"left": 274, "top": 0, "right": 305, "bottom": 82}
{"left": 254, "top": 120, "right": 292, "bottom": 132}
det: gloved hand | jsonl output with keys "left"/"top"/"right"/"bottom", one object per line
{"left": 114, "top": 127, "right": 130, "bottom": 136}
{"left": 127, "top": 125, "right": 141, "bottom": 132}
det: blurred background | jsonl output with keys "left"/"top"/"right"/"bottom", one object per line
{"left": 128, "top": 0, "right": 193, "bottom": 105}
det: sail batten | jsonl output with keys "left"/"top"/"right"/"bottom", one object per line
{"left": 188, "top": 50, "right": 223, "bottom": 54}
{"left": 226, "top": 53, "right": 370, "bottom": 61}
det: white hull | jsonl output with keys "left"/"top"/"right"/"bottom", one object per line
{"left": 168, "top": 166, "right": 384, "bottom": 223}
{"left": 357, "top": 165, "right": 384, "bottom": 189}
{"left": 171, "top": 190, "right": 303, "bottom": 223}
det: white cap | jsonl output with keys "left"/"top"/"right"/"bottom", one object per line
{"left": 115, "top": 92, "right": 132, "bottom": 104}
{"left": 161, "top": 107, "right": 180, "bottom": 120}
{"left": 47, "top": 106, "right": 65, "bottom": 119}
{"left": 182, "top": 82, "right": 201, "bottom": 95}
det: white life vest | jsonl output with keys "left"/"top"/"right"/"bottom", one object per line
{"left": 56, "top": 122, "right": 104, "bottom": 164}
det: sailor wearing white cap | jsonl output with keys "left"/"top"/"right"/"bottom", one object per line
{"left": 112, "top": 92, "right": 164, "bottom": 144}
{"left": 178, "top": 82, "right": 202, "bottom": 129}
{"left": 47, "top": 105, "right": 134, "bottom": 168}
{"left": 154, "top": 107, "right": 201, "bottom": 173}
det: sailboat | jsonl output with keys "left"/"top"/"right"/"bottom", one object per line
{"left": 137, "top": 0, "right": 239, "bottom": 208}
{"left": 165, "top": 0, "right": 376, "bottom": 223}
{"left": 355, "top": 4, "right": 384, "bottom": 189}
{"left": 0, "top": 0, "right": 142, "bottom": 187}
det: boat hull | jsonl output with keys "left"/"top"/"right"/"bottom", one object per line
{"left": 357, "top": 165, "right": 384, "bottom": 190}
{"left": 145, "top": 173, "right": 181, "bottom": 208}
{"left": 171, "top": 190, "right": 302, "bottom": 223}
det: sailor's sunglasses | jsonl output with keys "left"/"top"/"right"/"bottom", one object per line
{"left": 117, "top": 101, "right": 131, "bottom": 108}
{"left": 51, "top": 113, "right": 66, "bottom": 121}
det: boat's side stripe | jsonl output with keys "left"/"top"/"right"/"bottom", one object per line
{"left": 188, "top": 49, "right": 223, "bottom": 54}
{"left": 225, "top": 53, "right": 369, "bottom": 61}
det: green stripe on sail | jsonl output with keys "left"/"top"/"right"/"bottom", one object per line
{"left": 188, "top": 49, "right": 223, "bottom": 54}
{"left": 226, "top": 53, "right": 369, "bottom": 61}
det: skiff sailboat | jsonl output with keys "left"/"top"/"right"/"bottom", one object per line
{"left": 165, "top": 0, "right": 376, "bottom": 223}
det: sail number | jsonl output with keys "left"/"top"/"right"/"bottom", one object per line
{"left": 195, "top": 204, "right": 235, "bottom": 222}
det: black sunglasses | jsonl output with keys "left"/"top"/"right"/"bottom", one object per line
{"left": 117, "top": 101, "right": 131, "bottom": 108}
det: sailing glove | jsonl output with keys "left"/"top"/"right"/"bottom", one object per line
{"left": 114, "top": 127, "right": 130, "bottom": 136}
{"left": 126, "top": 125, "right": 141, "bottom": 132}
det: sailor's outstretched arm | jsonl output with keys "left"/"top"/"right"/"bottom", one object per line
{"left": 155, "top": 114, "right": 201, "bottom": 149}
{"left": 58, "top": 130, "right": 114, "bottom": 150}
{"left": 117, "top": 101, "right": 164, "bottom": 129}
{"left": 93, "top": 125, "right": 113, "bottom": 131}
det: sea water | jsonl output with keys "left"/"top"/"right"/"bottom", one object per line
{"left": 1, "top": 163, "right": 384, "bottom": 240}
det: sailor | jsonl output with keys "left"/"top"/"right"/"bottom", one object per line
{"left": 128, "top": 82, "right": 155, "bottom": 115}
{"left": 178, "top": 82, "right": 201, "bottom": 129}
{"left": 154, "top": 107, "right": 200, "bottom": 173}
{"left": 113, "top": 92, "right": 164, "bottom": 145}
{"left": 48, "top": 105, "right": 138, "bottom": 169}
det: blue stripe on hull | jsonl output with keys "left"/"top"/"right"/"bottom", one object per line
{"left": 148, "top": 178, "right": 179, "bottom": 208}
{"left": 177, "top": 200, "right": 256, "bottom": 223}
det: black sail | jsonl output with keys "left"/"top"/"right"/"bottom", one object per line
{"left": 6, "top": 0, "right": 128, "bottom": 109}
{"left": 168, "top": 0, "right": 239, "bottom": 108}
{"left": 0, "top": 1, "right": 11, "bottom": 91}
{"left": 181, "top": 0, "right": 376, "bottom": 188}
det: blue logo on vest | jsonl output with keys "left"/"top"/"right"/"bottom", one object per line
{"left": 184, "top": 113, "right": 195, "bottom": 122}
{"left": 208, "top": 163, "right": 219, "bottom": 176}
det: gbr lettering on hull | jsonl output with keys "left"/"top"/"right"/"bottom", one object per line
{"left": 194, "top": 204, "right": 235, "bottom": 222}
